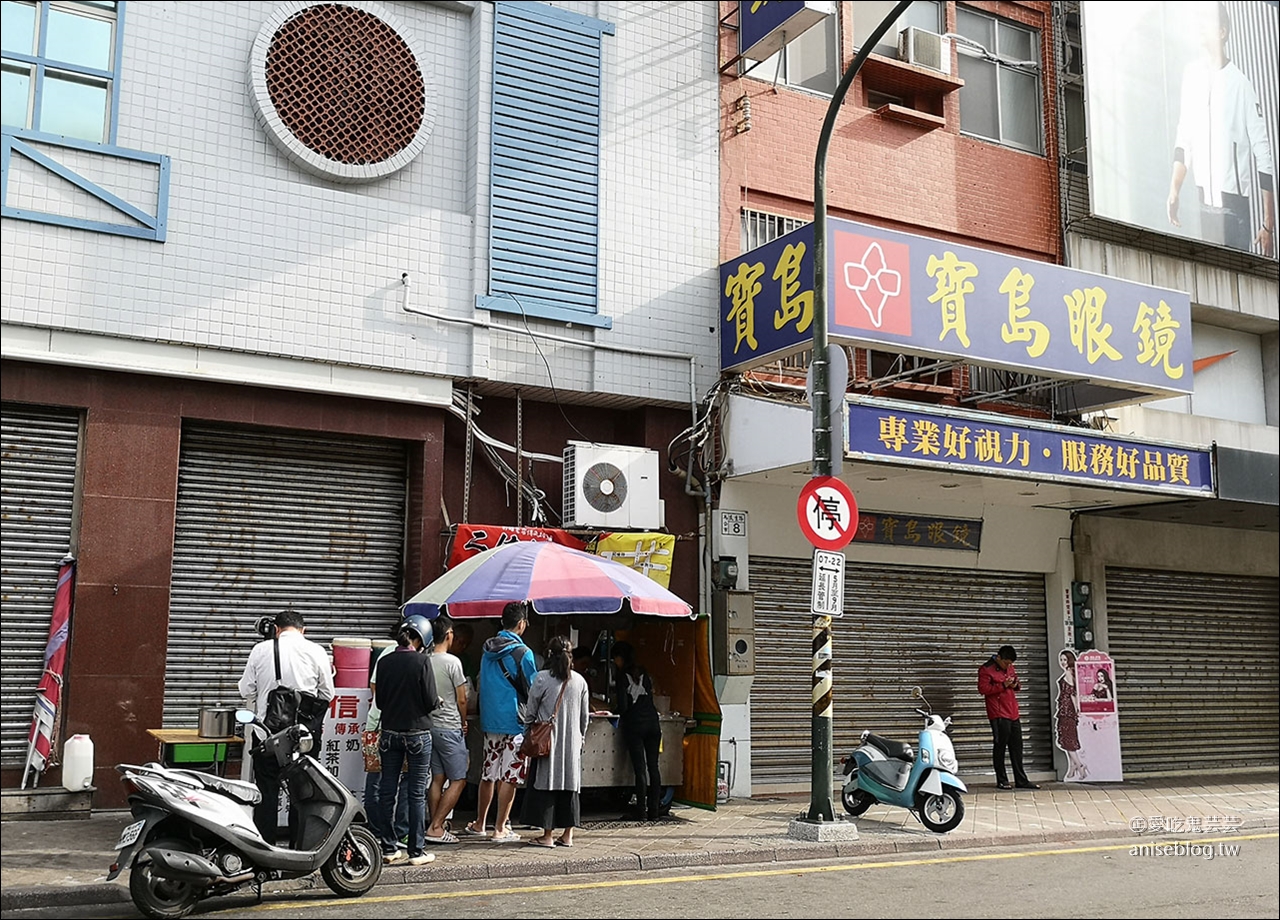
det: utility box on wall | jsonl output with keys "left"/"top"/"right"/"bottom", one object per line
{"left": 713, "top": 590, "right": 755, "bottom": 676}
{"left": 1071, "top": 581, "right": 1096, "bottom": 652}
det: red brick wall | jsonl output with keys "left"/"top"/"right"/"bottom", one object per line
{"left": 720, "top": 1, "right": 1060, "bottom": 263}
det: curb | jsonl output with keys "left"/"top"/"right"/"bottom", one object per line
{"left": 5, "top": 819, "right": 1276, "bottom": 912}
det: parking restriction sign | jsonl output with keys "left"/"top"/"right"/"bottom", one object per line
{"left": 796, "top": 476, "right": 858, "bottom": 551}
{"left": 811, "top": 549, "right": 845, "bottom": 617}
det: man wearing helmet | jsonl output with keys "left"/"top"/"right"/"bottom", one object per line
{"left": 371, "top": 614, "right": 440, "bottom": 865}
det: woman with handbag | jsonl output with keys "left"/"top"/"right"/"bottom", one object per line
{"left": 520, "top": 635, "right": 590, "bottom": 848}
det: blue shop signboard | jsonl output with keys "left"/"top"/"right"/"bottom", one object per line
{"left": 845, "top": 399, "right": 1214, "bottom": 497}
{"left": 720, "top": 219, "right": 1194, "bottom": 398}
{"left": 739, "top": 1, "right": 810, "bottom": 59}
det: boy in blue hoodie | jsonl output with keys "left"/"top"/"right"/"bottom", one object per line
{"left": 460, "top": 602, "right": 537, "bottom": 841}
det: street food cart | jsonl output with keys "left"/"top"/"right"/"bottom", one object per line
{"left": 402, "top": 541, "right": 704, "bottom": 801}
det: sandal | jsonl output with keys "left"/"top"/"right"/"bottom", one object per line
{"left": 425, "top": 831, "right": 460, "bottom": 845}
{"left": 458, "top": 823, "right": 488, "bottom": 837}
{"left": 491, "top": 829, "right": 522, "bottom": 843}
{"left": 525, "top": 838, "right": 556, "bottom": 849}
{"left": 555, "top": 838, "right": 573, "bottom": 847}
{"left": 996, "top": 782, "right": 1014, "bottom": 790}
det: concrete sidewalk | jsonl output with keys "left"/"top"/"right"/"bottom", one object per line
{"left": 3, "top": 773, "right": 1277, "bottom": 911}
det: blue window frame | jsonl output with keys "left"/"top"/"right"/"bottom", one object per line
{"left": 1, "top": 0, "right": 124, "bottom": 144}
{"left": 478, "top": 1, "right": 614, "bottom": 329}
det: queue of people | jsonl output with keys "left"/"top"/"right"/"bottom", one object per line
{"left": 240, "top": 603, "right": 664, "bottom": 862}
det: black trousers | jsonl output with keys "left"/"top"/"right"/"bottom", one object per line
{"left": 252, "top": 722, "right": 324, "bottom": 846}
{"left": 624, "top": 724, "right": 663, "bottom": 819}
{"left": 989, "top": 717, "right": 1030, "bottom": 786}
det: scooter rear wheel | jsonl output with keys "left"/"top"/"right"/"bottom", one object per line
{"left": 321, "top": 824, "right": 382, "bottom": 897}
{"left": 841, "top": 788, "right": 875, "bottom": 817}
{"left": 128, "top": 838, "right": 202, "bottom": 920}
{"left": 915, "top": 788, "right": 964, "bottom": 833}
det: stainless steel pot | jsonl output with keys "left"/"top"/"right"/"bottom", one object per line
{"left": 198, "top": 707, "right": 236, "bottom": 738}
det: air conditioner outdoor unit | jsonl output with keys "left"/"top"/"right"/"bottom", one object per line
{"left": 899, "top": 26, "right": 951, "bottom": 75}
{"left": 562, "top": 441, "right": 661, "bottom": 530}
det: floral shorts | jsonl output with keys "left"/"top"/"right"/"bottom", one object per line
{"left": 481, "top": 732, "right": 528, "bottom": 785}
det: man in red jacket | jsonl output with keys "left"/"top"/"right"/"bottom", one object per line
{"left": 978, "top": 645, "right": 1040, "bottom": 790}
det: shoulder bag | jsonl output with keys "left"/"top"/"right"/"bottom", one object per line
{"left": 519, "top": 677, "right": 569, "bottom": 760}
{"left": 262, "top": 638, "right": 325, "bottom": 732}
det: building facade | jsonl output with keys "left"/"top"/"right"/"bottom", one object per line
{"left": 710, "top": 0, "right": 1277, "bottom": 797}
{"left": 1, "top": 0, "right": 721, "bottom": 802}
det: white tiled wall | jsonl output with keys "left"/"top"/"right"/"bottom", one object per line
{"left": 1, "top": 0, "right": 721, "bottom": 406}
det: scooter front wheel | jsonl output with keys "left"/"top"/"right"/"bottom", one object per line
{"left": 128, "top": 838, "right": 202, "bottom": 920}
{"left": 841, "top": 788, "right": 875, "bottom": 817}
{"left": 321, "top": 824, "right": 382, "bottom": 897}
{"left": 915, "top": 788, "right": 964, "bottom": 833}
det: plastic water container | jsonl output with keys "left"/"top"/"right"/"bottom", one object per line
{"left": 335, "top": 667, "right": 370, "bottom": 689}
{"left": 63, "top": 734, "right": 94, "bottom": 790}
{"left": 332, "top": 638, "right": 371, "bottom": 674}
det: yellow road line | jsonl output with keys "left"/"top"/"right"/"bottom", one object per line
{"left": 234, "top": 832, "right": 1279, "bottom": 912}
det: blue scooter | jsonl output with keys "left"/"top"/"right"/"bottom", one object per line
{"left": 840, "top": 686, "right": 967, "bottom": 833}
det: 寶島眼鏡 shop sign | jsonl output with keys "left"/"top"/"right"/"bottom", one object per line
{"left": 738, "top": 1, "right": 833, "bottom": 61}
{"left": 846, "top": 399, "right": 1214, "bottom": 497}
{"left": 720, "top": 219, "right": 1193, "bottom": 398}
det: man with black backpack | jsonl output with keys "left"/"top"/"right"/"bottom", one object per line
{"left": 238, "top": 609, "right": 334, "bottom": 844}
{"left": 461, "top": 602, "right": 537, "bottom": 842}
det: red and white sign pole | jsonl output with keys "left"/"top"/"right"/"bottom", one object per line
{"left": 796, "top": 476, "right": 858, "bottom": 823}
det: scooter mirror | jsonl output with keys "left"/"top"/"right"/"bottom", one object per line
{"left": 235, "top": 709, "right": 256, "bottom": 725}
{"left": 911, "top": 685, "right": 923, "bottom": 699}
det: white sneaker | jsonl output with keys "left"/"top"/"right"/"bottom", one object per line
{"left": 408, "top": 852, "right": 436, "bottom": 866}
{"left": 383, "top": 849, "right": 408, "bottom": 865}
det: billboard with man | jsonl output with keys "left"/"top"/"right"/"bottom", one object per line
{"left": 1081, "top": 1, "right": 1278, "bottom": 259}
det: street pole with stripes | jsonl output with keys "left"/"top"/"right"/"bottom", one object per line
{"left": 806, "top": 0, "right": 914, "bottom": 824}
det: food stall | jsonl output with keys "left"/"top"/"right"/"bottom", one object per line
{"left": 401, "top": 538, "right": 712, "bottom": 803}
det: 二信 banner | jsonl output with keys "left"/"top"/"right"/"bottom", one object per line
{"left": 720, "top": 219, "right": 1194, "bottom": 398}
{"left": 447, "top": 524, "right": 586, "bottom": 568}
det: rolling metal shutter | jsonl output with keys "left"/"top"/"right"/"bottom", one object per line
{"left": 490, "top": 2, "right": 608, "bottom": 317}
{"left": 1106, "top": 567, "right": 1279, "bottom": 772}
{"left": 164, "top": 426, "right": 408, "bottom": 728}
{"left": 749, "top": 556, "right": 1051, "bottom": 790}
{"left": 1, "top": 406, "right": 79, "bottom": 766}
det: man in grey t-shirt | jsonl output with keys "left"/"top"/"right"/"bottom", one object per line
{"left": 426, "top": 616, "right": 469, "bottom": 844}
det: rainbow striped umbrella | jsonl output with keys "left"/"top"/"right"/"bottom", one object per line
{"left": 402, "top": 541, "right": 693, "bottom": 620}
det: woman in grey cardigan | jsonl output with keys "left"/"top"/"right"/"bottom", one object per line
{"left": 522, "top": 635, "right": 591, "bottom": 848}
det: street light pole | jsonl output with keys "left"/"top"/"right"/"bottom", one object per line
{"left": 807, "top": 0, "right": 915, "bottom": 824}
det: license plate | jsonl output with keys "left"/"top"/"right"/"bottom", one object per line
{"left": 116, "top": 819, "right": 145, "bottom": 850}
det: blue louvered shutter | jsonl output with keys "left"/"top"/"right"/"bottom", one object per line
{"left": 482, "top": 2, "right": 614, "bottom": 328}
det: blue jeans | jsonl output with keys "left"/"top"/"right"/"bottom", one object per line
{"left": 378, "top": 730, "right": 431, "bottom": 856}
{"left": 364, "top": 769, "right": 409, "bottom": 841}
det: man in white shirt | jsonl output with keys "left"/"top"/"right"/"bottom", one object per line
{"left": 1168, "top": 2, "right": 1276, "bottom": 255}
{"left": 238, "top": 609, "right": 334, "bottom": 844}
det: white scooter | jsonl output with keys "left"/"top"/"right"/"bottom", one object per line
{"left": 840, "top": 686, "right": 967, "bottom": 833}
{"left": 107, "top": 709, "right": 381, "bottom": 919}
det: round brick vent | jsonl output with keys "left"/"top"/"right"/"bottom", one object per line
{"left": 249, "top": 1, "right": 435, "bottom": 182}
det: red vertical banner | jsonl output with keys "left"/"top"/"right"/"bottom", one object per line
{"left": 22, "top": 557, "right": 75, "bottom": 788}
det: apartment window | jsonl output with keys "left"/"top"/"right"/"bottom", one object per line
{"left": 1, "top": 0, "right": 120, "bottom": 143}
{"left": 852, "top": 0, "right": 941, "bottom": 56}
{"left": 955, "top": 6, "right": 1042, "bottom": 154}
{"left": 742, "top": 208, "right": 807, "bottom": 252}
{"left": 748, "top": 8, "right": 838, "bottom": 94}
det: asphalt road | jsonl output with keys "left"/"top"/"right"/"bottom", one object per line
{"left": 14, "top": 833, "right": 1278, "bottom": 920}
